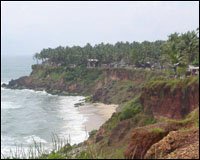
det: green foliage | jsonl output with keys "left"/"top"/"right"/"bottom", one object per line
{"left": 4, "top": 133, "right": 73, "bottom": 159}
{"left": 75, "top": 151, "right": 91, "bottom": 159}
{"left": 89, "top": 130, "right": 98, "bottom": 137}
{"left": 165, "top": 108, "right": 199, "bottom": 128}
{"left": 143, "top": 116, "right": 157, "bottom": 125}
{"left": 186, "top": 76, "right": 199, "bottom": 86}
{"left": 45, "top": 152, "right": 65, "bottom": 159}
{"left": 161, "top": 28, "right": 199, "bottom": 75}
{"left": 99, "top": 147, "right": 125, "bottom": 159}
{"left": 127, "top": 113, "right": 157, "bottom": 128}
{"left": 32, "top": 29, "right": 198, "bottom": 78}
{"left": 146, "top": 76, "right": 199, "bottom": 93}
{"left": 49, "top": 72, "right": 62, "bottom": 81}
{"left": 103, "top": 112, "right": 120, "bottom": 131}
{"left": 150, "top": 127, "right": 164, "bottom": 134}
{"left": 35, "top": 69, "right": 46, "bottom": 78}
{"left": 177, "top": 66, "right": 187, "bottom": 77}
{"left": 75, "top": 144, "right": 106, "bottom": 159}
{"left": 33, "top": 40, "right": 165, "bottom": 67}
{"left": 119, "top": 97, "right": 142, "bottom": 120}
{"left": 84, "top": 96, "right": 92, "bottom": 102}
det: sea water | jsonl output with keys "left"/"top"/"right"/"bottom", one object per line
{"left": 1, "top": 55, "right": 88, "bottom": 157}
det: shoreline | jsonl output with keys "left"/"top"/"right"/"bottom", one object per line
{"left": 1, "top": 86, "right": 118, "bottom": 133}
{"left": 77, "top": 103, "right": 118, "bottom": 133}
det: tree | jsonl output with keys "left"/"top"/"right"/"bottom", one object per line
{"left": 161, "top": 29, "right": 199, "bottom": 76}
{"left": 33, "top": 52, "right": 40, "bottom": 64}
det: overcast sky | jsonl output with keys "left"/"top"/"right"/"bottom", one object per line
{"left": 1, "top": 1, "right": 199, "bottom": 56}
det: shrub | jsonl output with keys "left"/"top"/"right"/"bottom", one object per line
{"left": 143, "top": 117, "right": 157, "bottom": 126}
{"left": 46, "top": 152, "right": 65, "bottom": 159}
{"left": 75, "top": 151, "right": 91, "bottom": 159}
{"left": 150, "top": 127, "right": 164, "bottom": 134}
{"left": 104, "top": 112, "right": 120, "bottom": 131}
{"left": 89, "top": 130, "right": 98, "bottom": 137}
{"left": 119, "top": 97, "right": 142, "bottom": 121}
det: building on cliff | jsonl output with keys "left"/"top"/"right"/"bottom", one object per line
{"left": 87, "top": 59, "right": 99, "bottom": 68}
{"left": 187, "top": 65, "right": 199, "bottom": 75}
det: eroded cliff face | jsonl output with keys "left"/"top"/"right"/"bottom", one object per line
{"left": 124, "top": 77, "right": 199, "bottom": 159}
{"left": 92, "top": 69, "right": 164, "bottom": 104}
{"left": 140, "top": 77, "right": 199, "bottom": 119}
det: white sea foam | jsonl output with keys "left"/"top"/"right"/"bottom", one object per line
{"left": 18, "top": 89, "right": 57, "bottom": 97}
{"left": 1, "top": 101, "right": 22, "bottom": 110}
{"left": 1, "top": 87, "right": 6, "bottom": 91}
{"left": 2, "top": 88, "right": 90, "bottom": 157}
{"left": 24, "top": 135, "right": 47, "bottom": 144}
{"left": 1, "top": 81, "right": 8, "bottom": 85}
{"left": 57, "top": 96, "right": 89, "bottom": 144}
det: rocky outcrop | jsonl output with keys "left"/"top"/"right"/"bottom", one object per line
{"left": 145, "top": 128, "right": 199, "bottom": 159}
{"left": 140, "top": 77, "right": 199, "bottom": 119}
{"left": 2, "top": 75, "right": 81, "bottom": 95}
{"left": 124, "top": 122, "right": 181, "bottom": 159}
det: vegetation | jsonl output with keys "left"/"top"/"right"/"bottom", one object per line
{"left": 119, "top": 96, "right": 142, "bottom": 121}
{"left": 150, "top": 127, "right": 165, "bottom": 134}
{"left": 33, "top": 41, "right": 164, "bottom": 67}
{"left": 145, "top": 75, "right": 199, "bottom": 91}
{"left": 161, "top": 28, "right": 199, "bottom": 75}
{"left": 162, "top": 108, "right": 199, "bottom": 128}
{"left": 33, "top": 29, "right": 199, "bottom": 78}
{"left": 2, "top": 134, "right": 71, "bottom": 159}
{"left": 89, "top": 130, "right": 98, "bottom": 138}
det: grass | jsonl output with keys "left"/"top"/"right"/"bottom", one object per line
{"left": 2, "top": 133, "right": 72, "bottom": 159}
{"left": 119, "top": 96, "right": 142, "bottom": 121}
{"left": 75, "top": 144, "right": 105, "bottom": 159}
{"left": 75, "top": 144, "right": 126, "bottom": 159}
{"left": 84, "top": 96, "right": 93, "bottom": 102}
{"left": 146, "top": 76, "right": 199, "bottom": 91}
{"left": 103, "top": 112, "right": 120, "bottom": 131}
{"left": 137, "top": 114, "right": 157, "bottom": 126}
{"left": 159, "top": 107, "right": 199, "bottom": 128}
{"left": 49, "top": 72, "right": 62, "bottom": 81}
{"left": 89, "top": 130, "right": 98, "bottom": 138}
{"left": 150, "top": 127, "right": 165, "bottom": 134}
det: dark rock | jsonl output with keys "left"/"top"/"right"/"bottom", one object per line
{"left": 1, "top": 83, "right": 7, "bottom": 88}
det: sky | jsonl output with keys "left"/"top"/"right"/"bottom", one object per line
{"left": 1, "top": 1, "right": 199, "bottom": 56}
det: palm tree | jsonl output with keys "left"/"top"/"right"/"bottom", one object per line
{"left": 33, "top": 53, "right": 40, "bottom": 64}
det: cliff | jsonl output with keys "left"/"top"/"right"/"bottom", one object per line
{"left": 77, "top": 76, "right": 199, "bottom": 159}
{"left": 140, "top": 76, "right": 199, "bottom": 119}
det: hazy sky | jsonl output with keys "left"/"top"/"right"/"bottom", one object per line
{"left": 1, "top": 1, "right": 199, "bottom": 56}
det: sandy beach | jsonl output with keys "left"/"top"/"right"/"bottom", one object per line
{"left": 77, "top": 103, "right": 118, "bottom": 132}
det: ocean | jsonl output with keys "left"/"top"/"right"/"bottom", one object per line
{"left": 1, "top": 55, "right": 89, "bottom": 157}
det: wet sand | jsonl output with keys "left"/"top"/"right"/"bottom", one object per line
{"left": 77, "top": 103, "right": 118, "bottom": 132}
